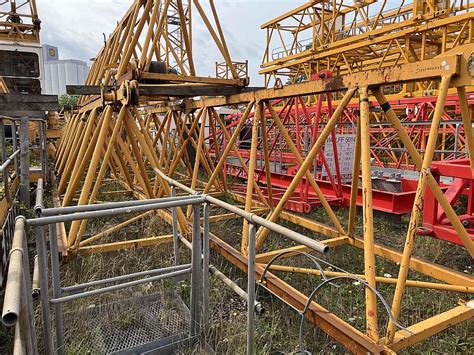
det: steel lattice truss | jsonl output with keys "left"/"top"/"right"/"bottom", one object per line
{"left": 52, "top": 0, "right": 474, "bottom": 353}
{"left": 0, "top": 0, "right": 40, "bottom": 43}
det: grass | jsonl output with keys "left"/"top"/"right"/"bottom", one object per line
{"left": 1, "top": 183, "right": 473, "bottom": 354}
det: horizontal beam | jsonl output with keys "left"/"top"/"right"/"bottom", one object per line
{"left": 148, "top": 55, "right": 462, "bottom": 111}
{"left": 350, "top": 238, "right": 474, "bottom": 287}
{"left": 262, "top": 265, "right": 474, "bottom": 293}
{"left": 0, "top": 111, "right": 48, "bottom": 118}
{"left": 140, "top": 72, "right": 248, "bottom": 86}
{"left": 208, "top": 232, "right": 388, "bottom": 353}
{"left": 261, "top": 1, "right": 317, "bottom": 28}
{"left": 0, "top": 94, "right": 59, "bottom": 112}
{"left": 138, "top": 84, "right": 263, "bottom": 98}
{"left": 255, "top": 236, "right": 349, "bottom": 263}
{"left": 387, "top": 304, "right": 474, "bottom": 351}
{"left": 67, "top": 85, "right": 103, "bottom": 95}
{"left": 77, "top": 235, "right": 173, "bottom": 255}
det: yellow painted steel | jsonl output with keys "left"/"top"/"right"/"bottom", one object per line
{"left": 263, "top": 264, "right": 474, "bottom": 294}
{"left": 359, "top": 86, "right": 379, "bottom": 340}
{"left": 241, "top": 101, "right": 262, "bottom": 255}
{"left": 49, "top": 0, "right": 474, "bottom": 352}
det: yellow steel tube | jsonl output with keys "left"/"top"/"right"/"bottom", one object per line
{"left": 383, "top": 75, "right": 452, "bottom": 343}
{"left": 266, "top": 101, "right": 346, "bottom": 235}
{"left": 67, "top": 106, "right": 113, "bottom": 247}
{"left": 212, "top": 110, "right": 270, "bottom": 207}
{"left": 59, "top": 110, "right": 97, "bottom": 193}
{"left": 203, "top": 102, "right": 254, "bottom": 195}
{"left": 62, "top": 111, "right": 105, "bottom": 206}
{"left": 186, "top": 108, "right": 208, "bottom": 218}
{"left": 241, "top": 101, "right": 262, "bottom": 255}
{"left": 79, "top": 210, "right": 154, "bottom": 247}
{"left": 255, "top": 88, "right": 356, "bottom": 250}
{"left": 260, "top": 110, "right": 274, "bottom": 209}
{"left": 359, "top": 86, "right": 379, "bottom": 340}
{"left": 263, "top": 265, "right": 474, "bottom": 293}
{"left": 58, "top": 114, "right": 85, "bottom": 175}
{"left": 74, "top": 107, "right": 127, "bottom": 247}
{"left": 117, "top": 0, "right": 154, "bottom": 78}
{"left": 372, "top": 89, "right": 474, "bottom": 256}
{"left": 457, "top": 86, "right": 474, "bottom": 176}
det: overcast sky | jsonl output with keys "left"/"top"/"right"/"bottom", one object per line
{"left": 36, "top": 0, "right": 300, "bottom": 86}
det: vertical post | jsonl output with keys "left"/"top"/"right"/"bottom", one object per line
{"left": 35, "top": 225, "right": 54, "bottom": 354}
{"left": 454, "top": 123, "right": 459, "bottom": 159}
{"left": 0, "top": 117, "right": 10, "bottom": 202}
{"left": 171, "top": 186, "right": 180, "bottom": 265}
{"left": 19, "top": 116, "right": 30, "bottom": 207}
{"left": 202, "top": 203, "right": 210, "bottom": 332}
{"left": 242, "top": 102, "right": 261, "bottom": 254}
{"left": 247, "top": 222, "right": 256, "bottom": 355}
{"left": 20, "top": 234, "right": 37, "bottom": 354}
{"left": 457, "top": 86, "right": 474, "bottom": 175}
{"left": 359, "top": 87, "right": 379, "bottom": 340}
{"left": 38, "top": 121, "right": 45, "bottom": 181}
{"left": 190, "top": 204, "right": 202, "bottom": 337}
{"left": 279, "top": 134, "right": 283, "bottom": 171}
{"left": 41, "top": 121, "right": 48, "bottom": 184}
{"left": 49, "top": 224, "right": 65, "bottom": 354}
{"left": 260, "top": 110, "right": 274, "bottom": 208}
{"left": 12, "top": 121, "right": 18, "bottom": 175}
{"left": 385, "top": 75, "right": 452, "bottom": 343}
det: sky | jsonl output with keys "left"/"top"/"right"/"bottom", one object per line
{"left": 36, "top": 0, "right": 299, "bottom": 86}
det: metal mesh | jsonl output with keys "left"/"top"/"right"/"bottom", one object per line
{"left": 1, "top": 204, "right": 18, "bottom": 287}
{"left": 54, "top": 291, "right": 190, "bottom": 354}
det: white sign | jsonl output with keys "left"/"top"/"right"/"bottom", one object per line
{"left": 321, "top": 134, "right": 356, "bottom": 183}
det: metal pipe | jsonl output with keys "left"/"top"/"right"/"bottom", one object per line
{"left": 11, "top": 122, "right": 18, "bottom": 175}
{"left": 40, "top": 194, "right": 202, "bottom": 216}
{"left": 209, "top": 266, "right": 263, "bottom": 314}
{"left": 189, "top": 204, "right": 202, "bottom": 337}
{"left": 31, "top": 256, "right": 40, "bottom": 299}
{"left": 62, "top": 263, "right": 191, "bottom": 293}
{"left": 359, "top": 86, "right": 379, "bottom": 340}
{"left": 247, "top": 222, "right": 256, "bottom": 355}
{"left": 27, "top": 196, "right": 206, "bottom": 226}
{"left": 0, "top": 117, "right": 10, "bottom": 202}
{"left": 13, "top": 322, "right": 25, "bottom": 355}
{"left": 242, "top": 101, "right": 261, "bottom": 254}
{"left": 384, "top": 75, "right": 453, "bottom": 343}
{"left": 19, "top": 228, "right": 37, "bottom": 355}
{"left": 38, "top": 121, "right": 45, "bottom": 180}
{"left": 202, "top": 203, "right": 210, "bottom": 330}
{"left": 40, "top": 121, "right": 47, "bottom": 183}
{"left": 2, "top": 218, "right": 26, "bottom": 326}
{"left": 2, "top": 217, "right": 36, "bottom": 353}
{"left": 0, "top": 149, "right": 20, "bottom": 173}
{"left": 179, "top": 234, "right": 265, "bottom": 314}
{"left": 0, "top": 115, "right": 46, "bottom": 122}
{"left": 18, "top": 263, "right": 34, "bottom": 355}
{"left": 48, "top": 224, "right": 65, "bottom": 354}
{"left": 50, "top": 268, "right": 191, "bottom": 304}
{"left": 154, "top": 168, "right": 329, "bottom": 255}
{"left": 19, "top": 117, "right": 30, "bottom": 207}
{"left": 172, "top": 186, "right": 180, "bottom": 265}
{"left": 35, "top": 224, "right": 54, "bottom": 354}
{"left": 34, "top": 178, "right": 44, "bottom": 216}
{"left": 454, "top": 123, "right": 460, "bottom": 159}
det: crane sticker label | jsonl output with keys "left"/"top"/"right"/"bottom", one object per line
{"left": 321, "top": 134, "right": 356, "bottom": 183}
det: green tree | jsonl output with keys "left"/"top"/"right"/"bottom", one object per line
{"left": 59, "top": 94, "right": 79, "bottom": 110}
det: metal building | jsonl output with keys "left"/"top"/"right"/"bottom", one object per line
{"left": 42, "top": 44, "right": 89, "bottom": 96}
